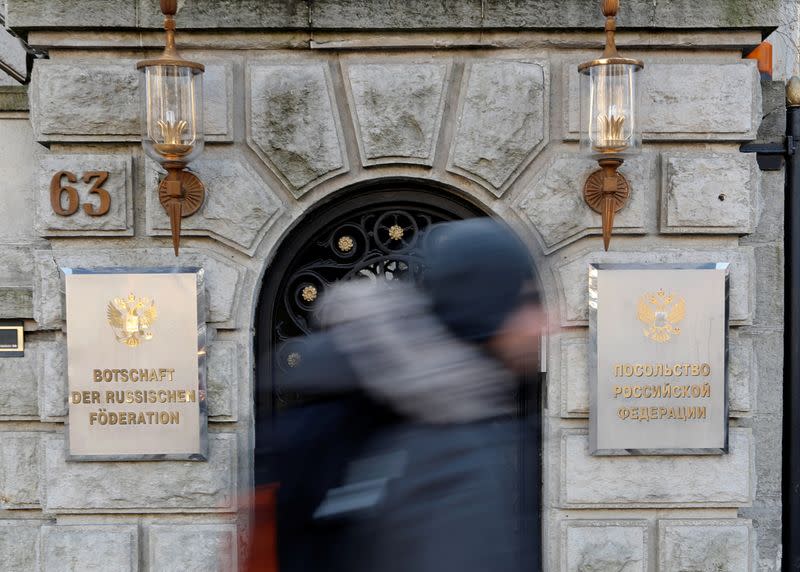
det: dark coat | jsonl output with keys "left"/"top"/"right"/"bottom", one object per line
{"left": 259, "top": 218, "right": 541, "bottom": 571}
{"left": 256, "top": 394, "right": 384, "bottom": 572}
{"left": 346, "top": 418, "right": 533, "bottom": 572}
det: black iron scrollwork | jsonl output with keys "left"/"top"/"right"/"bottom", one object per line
{"left": 271, "top": 205, "right": 463, "bottom": 404}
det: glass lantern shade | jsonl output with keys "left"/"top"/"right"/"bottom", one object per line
{"left": 579, "top": 62, "right": 642, "bottom": 160}
{"left": 139, "top": 64, "right": 204, "bottom": 166}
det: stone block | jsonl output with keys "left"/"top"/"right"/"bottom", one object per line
{"left": 0, "top": 118, "right": 37, "bottom": 244}
{"left": 0, "top": 432, "right": 40, "bottom": 508}
{"left": 137, "top": 0, "right": 308, "bottom": 28}
{"left": 743, "top": 504, "right": 781, "bottom": 571}
{"left": 32, "top": 251, "right": 60, "bottom": 330}
{"left": 206, "top": 341, "right": 239, "bottom": 420}
{"left": 0, "top": 86, "right": 28, "bottom": 111}
{"left": 751, "top": 412, "right": 782, "bottom": 500}
{"left": 42, "top": 433, "right": 237, "bottom": 512}
{"left": 729, "top": 333, "right": 754, "bottom": 413}
{"left": 753, "top": 243, "right": 784, "bottom": 328}
{"left": 658, "top": 519, "right": 752, "bottom": 572}
{"left": 0, "top": 520, "right": 42, "bottom": 571}
{"left": 0, "top": 246, "right": 35, "bottom": 292}
{"left": 29, "top": 60, "right": 233, "bottom": 143}
{"left": 0, "top": 28, "right": 26, "bottom": 80}
{"left": 37, "top": 340, "right": 67, "bottom": 421}
{"left": 35, "top": 153, "right": 134, "bottom": 237}
{"left": 562, "top": 428, "right": 753, "bottom": 507}
{"left": 562, "top": 520, "right": 648, "bottom": 572}
{"left": 33, "top": 248, "right": 243, "bottom": 329}
{"left": 565, "top": 62, "right": 761, "bottom": 141}
{"left": 560, "top": 333, "right": 588, "bottom": 416}
{"left": 311, "top": 0, "right": 483, "bottom": 29}
{"left": 343, "top": 61, "right": 449, "bottom": 166}
{"left": 147, "top": 523, "right": 237, "bottom": 571}
{"left": 247, "top": 62, "right": 347, "bottom": 197}
{"left": 41, "top": 524, "right": 138, "bottom": 572}
{"left": 0, "top": 288, "right": 32, "bottom": 319}
{"left": 6, "top": 0, "right": 782, "bottom": 31}
{"left": 7, "top": 0, "right": 137, "bottom": 28}
{"left": 753, "top": 331, "right": 783, "bottom": 415}
{"left": 30, "top": 60, "right": 138, "bottom": 141}
{"left": 312, "top": 0, "right": 781, "bottom": 30}
{"left": 554, "top": 247, "right": 755, "bottom": 326}
{"left": 0, "top": 341, "right": 37, "bottom": 418}
{"left": 561, "top": 331, "right": 753, "bottom": 416}
{"left": 747, "top": 170, "right": 784, "bottom": 243}
{"left": 0, "top": 74, "right": 18, "bottom": 88}
{"left": 661, "top": 152, "right": 757, "bottom": 234}
{"left": 756, "top": 81, "right": 786, "bottom": 141}
{"left": 145, "top": 151, "right": 284, "bottom": 254}
{"left": 516, "top": 152, "right": 654, "bottom": 252}
{"left": 448, "top": 60, "right": 547, "bottom": 195}
{"left": 648, "top": 1, "right": 779, "bottom": 30}
{"left": 203, "top": 62, "right": 236, "bottom": 143}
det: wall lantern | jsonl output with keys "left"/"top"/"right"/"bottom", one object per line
{"left": 136, "top": 0, "right": 205, "bottom": 256}
{"left": 579, "top": 0, "right": 643, "bottom": 250}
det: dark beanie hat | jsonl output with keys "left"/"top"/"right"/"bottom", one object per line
{"left": 421, "top": 218, "right": 534, "bottom": 341}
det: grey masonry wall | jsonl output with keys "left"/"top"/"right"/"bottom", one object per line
{"left": 0, "top": 0, "right": 786, "bottom": 570}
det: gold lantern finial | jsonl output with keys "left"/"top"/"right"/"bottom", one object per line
{"left": 787, "top": 76, "right": 800, "bottom": 108}
{"left": 578, "top": 0, "right": 643, "bottom": 250}
{"left": 136, "top": 0, "right": 205, "bottom": 255}
{"left": 601, "top": 0, "right": 619, "bottom": 58}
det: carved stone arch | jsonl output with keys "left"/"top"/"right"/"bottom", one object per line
{"left": 254, "top": 177, "right": 545, "bottom": 406}
{"left": 252, "top": 176, "right": 543, "bottom": 565}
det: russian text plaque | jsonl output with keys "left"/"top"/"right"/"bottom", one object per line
{"left": 589, "top": 263, "right": 729, "bottom": 455}
{"left": 64, "top": 268, "right": 207, "bottom": 460}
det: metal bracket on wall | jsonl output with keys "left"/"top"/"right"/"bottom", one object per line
{"left": 740, "top": 136, "right": 796, "bottom": 171}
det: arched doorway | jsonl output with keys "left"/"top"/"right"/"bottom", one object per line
{"left": 254, "top": 180, "right": 542, "bottom": 566}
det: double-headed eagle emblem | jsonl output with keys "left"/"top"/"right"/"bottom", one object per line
{"left": 637, "top": 289, "right": 685, "bottom": 343}
{"left": 106, "top": 293, "right": 158, "bottom": 347}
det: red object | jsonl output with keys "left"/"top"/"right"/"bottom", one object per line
{"left": 746, "top": 41, "right": 773, "bottom": 78}
{"left": 244, "top": 484, "right": 280, "bottom": 572}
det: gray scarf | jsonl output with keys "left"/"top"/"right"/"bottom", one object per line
{"left": 317, "top": 280, "right": 515, "bottom": 424}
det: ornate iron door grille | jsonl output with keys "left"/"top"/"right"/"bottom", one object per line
{"left": 258, "top": 188, "right": 484, "bottom": 409}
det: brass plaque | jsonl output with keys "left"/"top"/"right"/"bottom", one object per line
{"left": 0, "top": 320, "right": 24, "bottom": 357}
{"left": 589, "top": 263, "right": 729, "bottom": 455}
{"left": 64, "top": 268, "right": 207, "bottom": 461}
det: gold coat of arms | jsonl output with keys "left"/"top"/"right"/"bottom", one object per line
{"left": 637, "top": 289, "right": 685, "bottom": 343}
{"left": 106, "top": 293, "right": 158, "bottom": 347}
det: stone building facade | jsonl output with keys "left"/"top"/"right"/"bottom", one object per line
{"left": 0, "top": 0, "right": 787, "bottom": 570}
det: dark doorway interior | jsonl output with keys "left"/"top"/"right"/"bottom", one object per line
{"left": 254, "top": 180, "right": 542, "bottom": 566}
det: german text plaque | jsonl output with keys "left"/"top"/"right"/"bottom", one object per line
{"left": 589, "top": 263, "right": 729, "bottom": 455}
{"left": 64, "top": 268, "right": 207, "bottom": 461}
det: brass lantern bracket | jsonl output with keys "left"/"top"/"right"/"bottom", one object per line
{"left": 583, "top": 159, "right": 630, "bottom": 251}
{"left": 577, "top": 0, "right": 642, "bottom": 251}
{"left": 136, "top": 0, "right": 206, "bottom": 256}
{"left": 159, "top": 165, "right": 205, "bottom": 256}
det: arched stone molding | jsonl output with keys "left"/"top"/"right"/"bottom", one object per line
{"left": 446, "top": 58, "right": 549, "bottom": 196}
{"left": 246, "top": 60, "right": 349, "bottom": 197}
{"left": 246, "top": 172, "right": 559, "bottom": 322}
{"left": 340, "top": 58, "right": 451, "bottom": 167}
{"left": 243, "top": 54, "right": 550, "bottom": 201}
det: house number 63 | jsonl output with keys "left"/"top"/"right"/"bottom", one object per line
{"left": 50, "top": 170, "right": 111, "bottom": 217}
